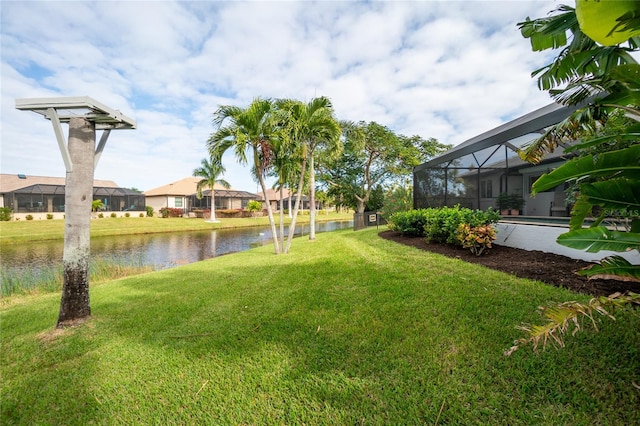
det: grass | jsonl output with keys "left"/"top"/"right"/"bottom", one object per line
{"left": 0, "top": 211, "right": 353, "bottom": 244}
{"left": 2, "top": 228, "right": 639, "bottom": 424}
{"left": 1, "top": 257, "right": 153, "bottom": 298}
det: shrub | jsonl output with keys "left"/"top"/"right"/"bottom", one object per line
{"left": 424, "top": 205, "right": 500, "bottom": 245}
{"left": 125, "top": 212, "right": 130, "bottom": 218}
{"left": 26, "top": 215, "right": 34, "bottom": 221}
{"left": 0, "top": 207, "right": 12, "bottom": 221}
{"left": 387, "top": 209, "right": 430, "bottom": 236}
{"left": 110, "top": 212, "right": 117, "bottom": 218}
{"left": 159, "top": 207, "right": 183, "bottom": 218}
{"left": 98, "top": 213, "right": 104, "bottom": 218}
{"left": 145, "top": 206, "right": 154, "bottom": 217}
{"left": 455, "top": 223, "right": 497, "bottom": 256}
{"left": 46, "top": 214, "right": 54, "bottom": 220}
{"left": 139, "top": 213, "right": 144, "bottom": 217}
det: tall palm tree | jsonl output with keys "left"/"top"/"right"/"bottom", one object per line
{"left": 278, "top": 97, "right": 341, "bottom": 250}
{"left": 208, "top": 98, "right": 281, "bottom": 254}
{"left": 192, "top": 157, "right": 231, "bottom": 222}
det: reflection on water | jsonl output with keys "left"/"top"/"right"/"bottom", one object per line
{"left": 1, "top": 221, "right": 353, "bottom": 276}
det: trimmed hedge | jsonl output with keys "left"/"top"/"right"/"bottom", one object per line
{"left": 387, "top": 206, "right": 500, "bottom": 246}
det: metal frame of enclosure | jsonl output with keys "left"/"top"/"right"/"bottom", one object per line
{"left": 413, "top": 101, "right": 585, "bottom": 215}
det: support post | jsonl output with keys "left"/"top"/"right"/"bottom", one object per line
{"left": 58, "top": 117, "right": 95, "bottom": 327}
{"left": 47, "top": 108, "right": 73, "bottom": 172}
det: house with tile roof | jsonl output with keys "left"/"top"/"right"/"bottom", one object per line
{"left": 143, "top": 177, "right": 259, "bottom": 215}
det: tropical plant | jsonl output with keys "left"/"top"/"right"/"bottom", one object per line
{"left": 145, "top": 206, "right": 154, "bottom": 217}
{"left": 208, "top": 98, "right": 281, "bottom": 254}
{"left": 512, "top": 1, "right": 640, "bottom": 351}
{"left": 193, "top": 157, "right": 231, "bottom": 222}
{"left": 246, "top": 200, "right": 262, "bottom": 219}
{"left": 275, "top": 97, "right": 341, "bottom": 251}
{"left": 455, "top": 223, "right": 497, "bottom": 256}
{"left": 92, "top": 199, "right": 104, "bottom": 212}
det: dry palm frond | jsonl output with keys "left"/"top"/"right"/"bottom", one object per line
{"left": 504, "top": 292, "right": 639, "bottom": 356}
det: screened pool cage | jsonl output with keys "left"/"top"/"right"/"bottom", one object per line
{"left": 5, "top": 184, "right": 145, "bottom": 213}
{"left": 413, "top": 101, "right": 584, "bottom": 217}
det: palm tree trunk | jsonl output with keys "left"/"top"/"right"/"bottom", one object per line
{"left": 284, "top": 157, "right": 307, "bottom": 254}
{"left": 58, "top": 117, "right": 94, "bottom": 327}
{"left": 309, "top": 153, "right": 316, "bottom": 241}
{"left": 210, "top": 190, "right": 217, "bottom": 222}
{"left": 258, "top": 174, "right": 280, "bottom": 254}
{"left": 279, "top": 185, "right": 284, "bottom": 250}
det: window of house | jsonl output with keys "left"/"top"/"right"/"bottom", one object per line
{"left": 480, "top": 180, "right": 493, "bottom": 198}
{"left": 175, "top": 197, "right": 183, "bottom": 208}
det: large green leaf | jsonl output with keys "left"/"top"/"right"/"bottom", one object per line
{"left": 556, "top": 226, "right": 640, "bottom": 253}
{"left": 577, "top": 255, "right": 640, "bottom": 282}
{"left": 580, "top": 178, "right": 640, "bottom": 210}
{"left": 532, "top": 144, "right": 640, "bottom": 194}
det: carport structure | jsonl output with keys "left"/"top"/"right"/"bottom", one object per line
{"left": 16, "top": 96, "right": 136, "bottom": 327}
{"left": 413, "top": 101, "right": 586, "bottom": 215}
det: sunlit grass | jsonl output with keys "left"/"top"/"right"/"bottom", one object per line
{"left": 2, "top": 228, "right": 638, "bottom": 424}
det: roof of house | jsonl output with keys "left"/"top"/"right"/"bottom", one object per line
{"left": 258, "top": 188, "right": 302, "bottom": 201}
{"left": 0, "top": 173, "right": 119, "bottom": 193}
{"left": 414, "top": 100, "right": 591, "bottom": 172}
{"left": 143, "top": 177, "right": 233, "bottom": 197}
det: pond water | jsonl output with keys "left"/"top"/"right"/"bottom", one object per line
{"left": 0, "top": 220, "right": 353, "bottom": 276}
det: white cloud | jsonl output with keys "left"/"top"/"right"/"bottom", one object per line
{"left": 2, "top": 0, "right": 571, "bottom": 192}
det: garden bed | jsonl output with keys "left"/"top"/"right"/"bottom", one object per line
{"left": 379, "top": 230, "right": 640, "bottom": 297}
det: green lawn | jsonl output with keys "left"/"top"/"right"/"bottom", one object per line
{"left": 0, "top": 211, "right": 353, "bottom": 244}
{"left": 2, "top": 228, "right": 638, "bottom": 424}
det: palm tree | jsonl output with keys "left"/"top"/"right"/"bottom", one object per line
{"left": 192, "top": 157, "right": 231, "bottom": 222}
{"left": 278, "top": 97, "right": 341, "bottom": 250}
{"left": 208, "top": 98, "right": 281, "bottom": 254}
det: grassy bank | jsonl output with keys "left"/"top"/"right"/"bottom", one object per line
{"left": 0, "top": 211, "right": 353, "bottom": 244}
{"left": 2, "top": 228, "right": 638, "bottom": 424}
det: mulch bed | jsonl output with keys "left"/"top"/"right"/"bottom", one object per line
{"left": 379, "top": 230, "right": 640, "bottom": 297}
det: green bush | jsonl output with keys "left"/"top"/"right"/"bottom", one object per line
{"left": 98, "top": 213, "right": 104, "bottom": 218}
{"left": 145, "top": 206, "right": 154, "bottom": 217}
{"left": 139, "top": 213, "right": 144, "bottom": 217}
{"left": 110, "top": 212, "right": 117, "bottom": 218}
{"left": 46, "top": 214, "right": 53, "bottom": 220}
{"left": 387, "top": 209, "right": 430, "bottom": 236}
{"left": 0, "top": 207, "right": 12, "bottom": 221}
{"left": 387, "top": 206, "right": 500, "bottom": 244}
{"left": 25, "top": 215, "right": 34, "bottom": 221}
{"left": 379, "top": 185, "right": 413, "bottom": 219}
{"left": 125, "top": 212, "right": 130, "bottom": 218}
{"left": 424, "top": 205, "right": 500, "bottom": 245}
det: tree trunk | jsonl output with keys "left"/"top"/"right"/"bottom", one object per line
{"left": 284, "top": 157, "right": 307, "bottom": 254}
{"left": 309, "top": 154, "right": 316, "bottom": 241}
{"left": 210, "top": 190, "right": 217, "bottom": 222}
{"left": 57, "top": 117, "right": 95, "bottom": 327}
{"left": 258, "top": 174, "right": 280, "bottom": 254}
{"left": 279, "top": 185, "right": 284, "bottom": 250}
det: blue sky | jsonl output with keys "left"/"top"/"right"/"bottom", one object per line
{"left": 1, "top": 0, "right": 564, "bottom": 193}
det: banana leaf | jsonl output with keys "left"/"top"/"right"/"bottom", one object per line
{"left": 556, "top": 226, "right": 640, "bottom": 253}
{"left": 577, "top": 255, "right": 640, "bottom": 283}
{"left": 580, "top": 178, "right": 640, "bottom": 210}
{"left": 532, "top": 144, "right": 640, "bottom": 195}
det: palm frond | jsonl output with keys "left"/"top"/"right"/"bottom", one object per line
{"left": 504, "top": 292, "right": 640, "bottom": 356}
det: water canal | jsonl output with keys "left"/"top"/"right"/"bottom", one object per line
{"left": 1, "top": 220, "right": 353, "bottom": 279}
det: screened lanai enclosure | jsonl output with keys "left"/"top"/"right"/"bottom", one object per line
{"left": 4, "top": 183, "right": 145, "bottom": 213}
{"left": 413, "top": 101, "right": 585, "bottom": 217}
